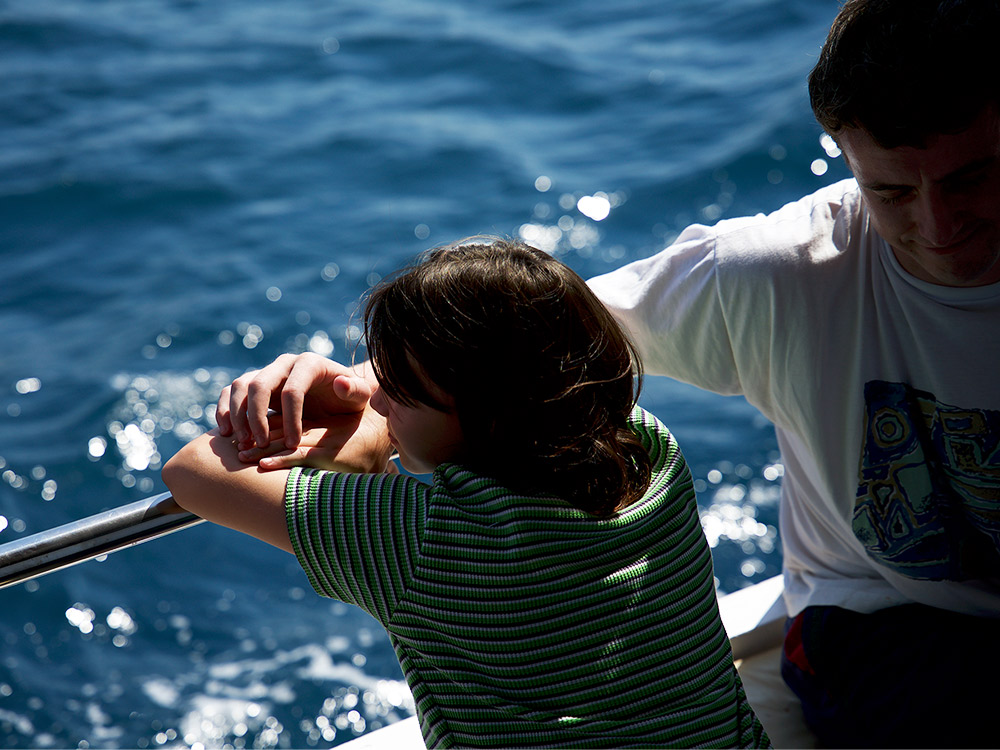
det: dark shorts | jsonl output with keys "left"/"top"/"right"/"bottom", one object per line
{"left": 780, "top": 603, "right": 1000, "bottom": 748}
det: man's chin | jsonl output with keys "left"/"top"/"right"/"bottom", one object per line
{"left": 896, "top": 241, "right": 1000, "bottom": 287}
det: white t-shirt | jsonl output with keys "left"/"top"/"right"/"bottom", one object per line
{"left": 589, "top": 178, "right": 1000, "bottom": 617}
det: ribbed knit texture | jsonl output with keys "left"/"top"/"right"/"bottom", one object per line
{"left": 286, "top": 407, "right": 770, "bottom": 748}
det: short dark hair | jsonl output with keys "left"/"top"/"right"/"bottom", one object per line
{"left": 809, "top": 0, "right": 1000, "bottom": 148}
{"left": 363, "top": 237, "right": 651, "bottom": 516}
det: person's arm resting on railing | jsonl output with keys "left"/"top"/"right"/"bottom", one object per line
{"left": 163, "top": 354, "right": 393, "bottom": 553}
{"left": 163, "top": 431, "right": 294, "bottom": 552}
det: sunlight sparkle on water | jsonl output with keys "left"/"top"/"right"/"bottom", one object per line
{"left": 137, "top": 639, "right": 414, "bottom": 749}
{"left": 237, "top": 322, "right": 264, "bottom": 349}
{"left": 696, "top": 461, "right": 782, "bottom": 576}
{"left": 519, "top": 223, "right": 562, "bottom": 253}
{"left": 88, "top": 436, "right": 108, "bottom": 459}
{"left": 66, "top": 604, "right": 96, "bottom": 634}
{"left": 577, "top": 194, "right": 611, "bottom": 221}
{"left": 15, "top": 378, "right": 41, "bottom": 394}
{"left": 518, "top": 188, "right": 626, "bottom": 256}
{"left": 820, "top": 132, "right": 842, "bottom": 158}
{"left": 102, "top": 369, "right": 233, "bottom": 488}
{"left": 321, "top": 262, "right": 340, "bottom": 281}
{"left": 307, "top": 331, "right": 335, "bottom": 357}
{"left": 810, "top": 159, "right": 829, "bottom": 176}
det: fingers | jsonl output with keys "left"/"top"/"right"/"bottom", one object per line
{"left": 332, "top": 373, "right": 373, "bottom": 406}
{"left": 278, "top": 353, "right": 359, "bottom": 449}
{"left": 219, "top": 372, "right": 262, "bottom": 443}
{"left": 216, "top": 384, "right": 234, "bottom": 436}
{"left": 279, "top": 354, "right": 329, "bottom": 450}
{"left": 223, "top": 353, "right": 304, "bottom": 449}
{"left": 258, "top": 448, "right": 309, "bottom": 471}
{"left": 245, "top": 381, "right": 275, "bottom": 450}
{"left": 230, "top": 412, "right": 281, "bottom": 460}
{"left": 217, "top": 353, "right": 372, "bottom": 453}
{"left": 219, "top": 368, "right": 261, "bottom": 445}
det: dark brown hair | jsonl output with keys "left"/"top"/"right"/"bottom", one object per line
{"left": 809, "top": 0, "right": 1000, "bottom": 148}
{"left": 363, "top": 237, "right": 651, "bottom": 516}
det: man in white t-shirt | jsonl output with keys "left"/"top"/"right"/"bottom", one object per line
{"left": 212, "top": 0, "right": 999, "bottom": 746}
{"left": 589, "top": 0, "right": 1000, "bottom": 746}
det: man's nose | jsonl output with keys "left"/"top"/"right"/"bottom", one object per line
{"left": 916, "top": 188, "right": 964, "bottom": 247}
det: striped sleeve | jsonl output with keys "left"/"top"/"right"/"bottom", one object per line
{"left": 285, "top": 468, "right": 427, "bottom": 626}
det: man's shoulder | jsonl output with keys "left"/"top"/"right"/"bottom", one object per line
{"left": 770, "top": 177, "right": 860, "bottom": 219}
{"left": 706, "top": 179, "right": 866, "bottom": 270}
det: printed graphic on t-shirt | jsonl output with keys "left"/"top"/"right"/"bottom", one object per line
{"left": 853, "top": 380, "right": 1000, "bottom": 581}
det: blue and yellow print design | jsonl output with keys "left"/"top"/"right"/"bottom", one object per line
{"left": 853, "top": 380, "right": 1000, "bottom": 581}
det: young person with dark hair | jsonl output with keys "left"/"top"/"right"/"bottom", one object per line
{"left": 164, "top": 238, "right": 770, "bottom": 749}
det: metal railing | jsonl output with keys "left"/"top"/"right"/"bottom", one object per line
{"left": 0, "top": 492, "right": 202, "bottom": 590}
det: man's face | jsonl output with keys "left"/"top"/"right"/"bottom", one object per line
{"left": 839, "top": 106, "right": 1000, "bottom": 287}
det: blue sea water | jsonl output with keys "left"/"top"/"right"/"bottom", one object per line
{"left": 0, "top": 0, "right": 849, "bottom": 747}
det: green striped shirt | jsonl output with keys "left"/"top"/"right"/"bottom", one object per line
{"left": 286, "top": 407, "right": 769, "bottom": 748}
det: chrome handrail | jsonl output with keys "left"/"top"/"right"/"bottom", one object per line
{"left": 0, "top": 492, "right": 203, "bottom": 590}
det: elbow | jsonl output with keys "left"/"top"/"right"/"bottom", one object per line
{"left": 161, "top": 439, "right": 204, "bottom": 514}
{"left": 161, "top": 451, "right": 183, "bottom": 499}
